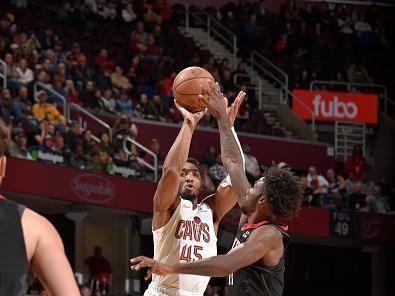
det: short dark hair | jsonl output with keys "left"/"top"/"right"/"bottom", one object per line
{"left": 263, "top": 165, "right": 303, "bottom": 218}
{"left": 187, "top": 157, "right": 201, "bottom": 174}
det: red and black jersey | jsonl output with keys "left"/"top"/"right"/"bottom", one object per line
{"left": 227, "top": 220, "right": 290, "bottom": 296}
{"left": 0, "top": 195, "right": 30, "bottom": 296}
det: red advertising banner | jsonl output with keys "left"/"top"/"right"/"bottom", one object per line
{"left": 293, "top": 89, "right": 378, "bottom": 124}
{"left": 3, "top": 158, "right": 394, "bottom": 244}
{"left": 1, "top": 158, "right": 155, "bottom": 214}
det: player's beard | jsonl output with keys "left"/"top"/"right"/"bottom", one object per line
{"left": 180, "top": 192, "right": 197, "bottom": 202}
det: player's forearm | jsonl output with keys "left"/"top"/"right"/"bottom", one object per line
{"left": 217, "top": 118, "right": 250, "bottom": 200}
{"left": 162, "top": 120, "right": 194, "bottom": 173}
{"left": 217, "top": 119, "right": 243, "bottom": 169}
{"left": 172, "top": 255, "right": 233, "bottom": 277}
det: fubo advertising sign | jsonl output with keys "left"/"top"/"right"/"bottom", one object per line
{"left": 293, "top": 90, "right": 378, "bottom": 124}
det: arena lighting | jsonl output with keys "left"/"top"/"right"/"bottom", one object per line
{"left": 65, "top": 204, "right": 89, "bottom": 222}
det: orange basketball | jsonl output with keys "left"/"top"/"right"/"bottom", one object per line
{"left": 172, "top": 66, "right": 215, "bottom": 112}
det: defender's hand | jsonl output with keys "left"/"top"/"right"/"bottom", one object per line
{"left": 174, "top": 100, "right": 207, "bottom": 128}
{"left": 226, "top": 91, "right": 246, "bottom": 127}
{"left": 130, "top": 256, "right": 174, "bottom": 281}
{"left": 199, "top": 81, "right": 228, "bottom": 121}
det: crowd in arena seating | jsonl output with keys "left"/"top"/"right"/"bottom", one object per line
{"left": 196, "top": 0, "right": 393, "bottom": 93}
{"left": 0, "top": 0, "right": 286, "bottom": 184}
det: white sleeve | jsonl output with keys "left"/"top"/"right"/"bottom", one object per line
{"left": 221, "top": 126, "right": 245, "bottom": 187}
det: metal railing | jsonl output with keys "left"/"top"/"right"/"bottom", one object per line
{"left": 309, "top": 80, "right": 394, "bottom": 114}
{"left": 34, "top": 81, "right": 67, "bottom": 116}
{"left": 284, "top": 88, "right": 316, "bottom": 131}
{"left": 234, "top": 74, "right": 316, "bottom": 130}
{"left": 233, "top": 73, "right": 263, "bottom": 109}
{"left": 250, "top": 51, "right": 288, "bottom": 103}
{"left": 185, "top": 4, "right": 237, "bottom": 69}
{"left": 123, "top": 136, "right": 158, "bottom": 182}
{"left": 0, "top": 59, "right": 7, "bottom": 89}
{"left": 68, "top": 103, "right": 112, "bottom": 141}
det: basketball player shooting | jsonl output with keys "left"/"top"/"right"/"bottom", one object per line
{"left": 140, "top": 91, "right": 246, "bottom": 296}
{"left": 131, "top": 82, "right": 304, "bottom": 296}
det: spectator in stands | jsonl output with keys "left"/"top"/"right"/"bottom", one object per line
{"left": 64, "top": 121, "right": 81, "bottom": 151}
{"left": 89, "top": 142, "right": 112, "bottom": 172}
{"left": 138, "top": 19, "right": 149, "bottom": 41}
{"left": 243, "top": 143, "right": 260, "bottom": 184}
{"left": 16, "top": 58, "right": 34, "bottom": 87}
{"left": 202, "top": 145, "right": 217, "bottom": 168}
{"left": 64, "top": 79, "right": 80, "bottom": 104}
{"left": 361, "top": 172, "right": 374, "bottom": 195}
{"left": 53, "top": 62, "right": 66, "bottom": 86}
{"left": 95, "top": 49, "right": 115, "bottom": 74}
{"left": 345, "top": 145, "right": 367, "bottom": 182}
{"left": 98, "top": 1, "right": 117, "bottom": 20}
{"left": 11, "top": 86, "right": 32, "bottom": 121}
{"left": 208, "top": 154, "right": 227, "bottom": 187}
{"left": 134, "top": 93, "right": 152, "bottom": 119}
{"left": 69, "top": 143, "right": 88, "bottom": 170}
{"left": 294, "top": 69, "right": 310, "bottom": 89}
{"left": 7, "top": 130, "right": 32, "bottom": 159}
{"left": 307, "top": 166, "right": 328, "bottom": 193}
{"left": 116, "top": 90, "right": 133, "bottom": 118}
{"left": 299, "top": 175, "right": 314, "bottom": 206}
{"left": 52, "top": 135, "right": 66, "bottom": 155}
{"left": 80, "top": 80, "right": 101, "bottom": 110}
{"left": 142, "top": 137, "right": 165, "bottom": 172}
{"left": 32, "top": 90, "right": 66, "bottom": 125}
{"left": 326, "top": 169, "right": 345, "bottom": 207}
{"left": 158, "top": 72, "right": 176, "bottom": 106}
{"left": 347, "top": 61, "right": 373, "bottom": 83}
{"left": 98, "top": 131, "right": 113, "bottom": 156}
{"left": 144, "top": 4, "right": 162, "bottom": 24}
{"left": 122, "top": 2, "right": 137, "bottom": 23}
{"left": 0, "top": 88, "right": 13, "bottom": 122}
{"left": 200, "top": 163, "right": 215, "bottom": 192}
{"left": 148, "top": 95, "right": 169, "bottom": 122}
{"left": 101, "top": 89, "right": 117, "bottom": 114}
{"left": 153, "top": 0, "right": 172, "bottom": 21}
{"left": 347, "top": 181, "right": 366, "bottom": 210}
{"left": 85, "top": 246, "right": 112, "bottom": 294}
{"left": 111, "top": 66, "right": 133, "bottom": 91}
{"left": 1, "top": 53, "right": 18, "bottom": 91}
{"left": 364, "top": 184, "right": 390, "bottom": 214}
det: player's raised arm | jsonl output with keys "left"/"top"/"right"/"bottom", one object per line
{"left": 200, "top": 83, "right": 250, "bottom": 206}
{"left": 152, "top": 101, "right": 206, "bottom": 230}
{"left": 202, "top": 90, "right": 247, "bottom": 222}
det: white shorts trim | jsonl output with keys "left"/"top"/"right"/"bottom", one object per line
{"left": 144, "top": 282, "right": 204, "bottom": 296}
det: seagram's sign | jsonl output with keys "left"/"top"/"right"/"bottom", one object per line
{"left": 71, "top": 174, "right": 116, "bottom": 203}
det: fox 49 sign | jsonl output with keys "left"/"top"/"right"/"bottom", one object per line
{"left": 330, "top": 210, "right": 356, "bottom": 239}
